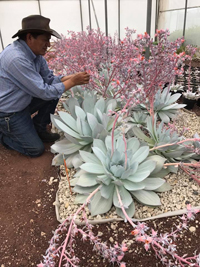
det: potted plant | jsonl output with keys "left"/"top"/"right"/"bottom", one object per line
{"left": 169, "top": 84, "right": 184, "bottom": 95}
{"left": 197, "top": 87, "right": 200, "bottom": 107}
{"left": 182, "top": 90, "right": 199, "bottom": 109}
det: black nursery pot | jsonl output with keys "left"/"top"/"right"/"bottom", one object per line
{"left": 183, "top": 97, "right": 196, "bottom": 110}
{"left": 197, "top": 98, "right": 200, "bottom": 107}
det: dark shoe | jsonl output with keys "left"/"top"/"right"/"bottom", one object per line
{"left": 37, "top": 131, "right": 60, "bottom": 143}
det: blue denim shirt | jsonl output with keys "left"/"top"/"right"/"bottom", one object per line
{"left": 0, "top": 39, "right": 65, "bottom": 112}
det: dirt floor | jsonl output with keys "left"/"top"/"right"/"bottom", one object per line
{"left": 0, "top": 141, "right": 200, "bottom": 267}
{"left": 0, "top": 104, "right": 200, "bottom": 267}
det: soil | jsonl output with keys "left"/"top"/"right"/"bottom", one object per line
{"left": 0, "top": 142, "right": 200, "bottom": 267}
{"left": 0, "top": 60, "right": 200, "bottom": 266}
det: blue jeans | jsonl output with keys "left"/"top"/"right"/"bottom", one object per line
{"left": 0, "top": 97, "right": 59, "bottom": 157}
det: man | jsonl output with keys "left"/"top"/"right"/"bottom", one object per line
{"left": 0, "top": 15, "right": 90, "bottom": 157}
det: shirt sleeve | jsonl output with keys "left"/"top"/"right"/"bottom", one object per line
{"left": 6, "top": 56, "right": 65, "bottom": 100}
{"left": 39, "top": 56, "right": 64, "bottom": 85}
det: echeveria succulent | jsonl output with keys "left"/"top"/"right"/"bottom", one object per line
{"left": 126, "top": 111, "right": 148, "bottom": 129}
{"left": 71, "top": 136, "right": 170, "bottom": 219}
{"left": 51, "top": 90, "right": 118, "bottom": 168}
{"left": 129, "top": 116, "right": 196, "bottom": 164}
{"left": 153, "top": 88, "right": 186, "bottom": 123}
{"left": 131, "top": 87, "right": 186, "bottom": 123}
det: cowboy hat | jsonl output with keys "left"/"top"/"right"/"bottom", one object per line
{"left": 12, "top": 15, "right": 61, "bottom": 39}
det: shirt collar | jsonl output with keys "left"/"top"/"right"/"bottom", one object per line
{"left": 17, "top": 39, "right": 38, "bottom": 61}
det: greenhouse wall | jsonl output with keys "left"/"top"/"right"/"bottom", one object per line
{"left": 158, "top": 0, "right": 200, "bottom": 46}
{"left": 0, "top": 0, "right": 156, "bottom": 52}
{"left": 1, "top": 0, "right": 200, "bottom": 53}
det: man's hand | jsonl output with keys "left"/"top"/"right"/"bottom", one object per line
{"left": 71, "top": 72, "right": 90, "bottom": 85}
{"left": 62, "top": 72, "right": 90, "bottom": 91}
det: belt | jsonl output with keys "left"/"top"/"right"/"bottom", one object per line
{"left": 0, "top": 112, "right": 15, "bottom": 118}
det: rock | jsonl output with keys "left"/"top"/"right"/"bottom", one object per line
{"left": 189, "top": 226, "right": 196, "bottom": 233}
{"left": 192, "top": 185, "right": 198, "bottom": 190}
{"left": 65, "top": 202, "right": 69, "bottom": 208}
{"left": 109, "top": 237, "right": 114, "bottom": 243}
{"left": 41, "top": 232, "right": 46, "bottom": 236}
{"left": 98, "top": 231, "right": 103, "bottom": 236}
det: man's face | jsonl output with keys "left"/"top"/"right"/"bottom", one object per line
{"left": 27, "top": 33, "right": 51, "bottom": 56}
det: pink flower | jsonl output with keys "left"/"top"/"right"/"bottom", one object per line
{"left": 118, "top": 255, "right": 124, "bottom": 261}
{"left": 117, "top": 80, "right": 120, "bottom": 85}
{"left": 151, "top": 229, "right": 157, "bottom": 237}
{"left": 131, "top": 229, "right": 139, "bottom": 236}
{"left": 144, "top": 243, "right": 150, "bottom": 251}
{"left": 136, "top": 235, "right": 145, "bottom": 242}
{"left": 121, "top": 244, "right": 128, "bottom": 252}
{"left": 120, "top": 263, "right": 126, "bottom": 267}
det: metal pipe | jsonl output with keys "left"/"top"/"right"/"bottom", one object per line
{"left": 118, "top": 0, "right": 120, "bottom": 40}
{"left": 88, "top": 0, "right": 92, "bottom": 30}
{"left": 38, "top": 0, "right": 41, "bottom": 15}
{"left": 79, "top": 0, "right": 83, "bottom": 31}
{"left": 155, "top": 0, "right": 158, "bottom": 33}
{"left": 145, "top": 0, "right": 152, "bottom": 59}
{"left": 160, "top": 5, "right": 199, "bottom": 13}
{"left": 105, "top": 0, "right": 108, "bottom": 36}
{"left": 0, "top": 29, "right": 4, "bottom": 50}
{"left": 183, "top": 0, "right": 188, "bottom": 38}
{"left": 91, "top": 0, "right": 100, "bottom": 29}
{"left": 146, "top": 0, "right": 152, "bottom": 35}
{"left": 154, "top": 0, "right": 160, "bottom": 42}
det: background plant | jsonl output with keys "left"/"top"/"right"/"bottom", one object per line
{"left": 129, "top": 87, "right": 186, "bottom": 123}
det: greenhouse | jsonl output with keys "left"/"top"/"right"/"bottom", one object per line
{"left": 0, "top": 1, "right": 200, "bottom": 267}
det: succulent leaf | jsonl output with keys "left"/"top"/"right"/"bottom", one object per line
{"left": 92, "top": 147, "right": 106, "bottom": 165}
{"left": 116, "top": 201, "right": 135, "bottom": 219}
{"left": 147, "top": 155, "right": 167, "bottom": 174}
{"left": 100, "top": 184, "right": 115, "bottom": 199}
{"left": 81, "top": 162, "right": 105, "bottom": 174}
{"left": 93, "top": 139, "right": 107, "bottom": 154}
{"left": 73, "top": 184, "right": 99, "bottom": 194}
{"left": 58, "top": 111, "right": 78, "bottom": 132}
{"left": 74, "top": 194, "right": 88, "bottom": 204}
{"left": 131, "top": 190, "right": 161, "bottom": 206}
{"left": 76, "top": 173, "right": 99, "bottom": 187}
{"left": 143, "top": 178, "right": 165, "bottom": 190}
{"left": 64, "top": 97, "right": 80, "bottom": 118}
{"left": 113, "top": 186, "right": 133, "bottom": 209}
{"left": 90, "top": 191, "right": 113, "bottom": 216}
{"left": 51, "top": 153, "right": 64, "bottom": 166}
{"left": 75, "top": 105, "right": 86, "bottom": 120}
{"left": 96, "top": 174, "right": 112, "bottom": 185}
{"left": 94, "top": 98, "right": 105, "bottom": 114}
{"left": 51, "top": 139, "right": 83, "bottom": 154}
{"left": 123, "top": 180, "right": 145, "bottom": 191}
{"left": 154, "top": 182, "right": 172, "bottom": 192}
{"left": 79, "top": 150, "right": 101, "bottom": 164}
{"left": 131, "top": 146, "right": 149, "bottom": 164}
{"left": 54, "top": 119, "right": 81, "bottom": 139}
{"left": 127, "top": 137, "right": 140, "bottom": 152}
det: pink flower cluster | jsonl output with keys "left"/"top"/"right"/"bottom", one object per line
{"left": 130, "top": 205, "right": 200, "bottom": 266}
{"left": 45, "top": 28, "right": 192, "bottom": 113}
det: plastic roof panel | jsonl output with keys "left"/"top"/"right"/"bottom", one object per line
{"left": 160, "top": 0, "right": 186, "bottom": 11}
